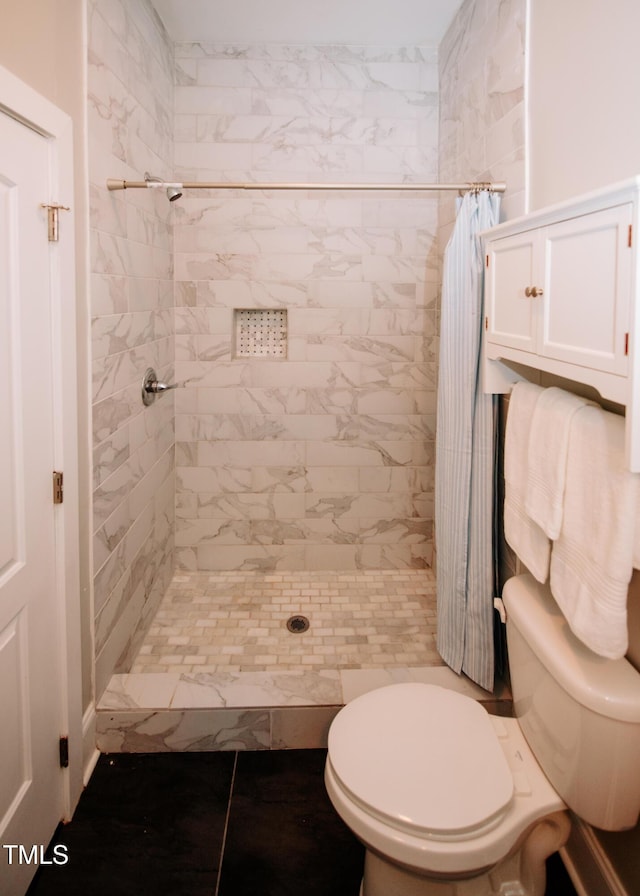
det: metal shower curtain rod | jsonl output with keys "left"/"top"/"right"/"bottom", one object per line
{"left": 106, "top": 178, "right": 506, "bottom": 194}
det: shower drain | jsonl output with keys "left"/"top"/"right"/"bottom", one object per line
{"left": 286, "top": 615, "right": 310, "bottom": 633}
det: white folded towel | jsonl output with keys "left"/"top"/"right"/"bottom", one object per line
{"left": 525, "top": 387, "right": 592, "bottom": 539}
{"left": 550, "top": 405, "right": 639, "bottom": 659}
{"left": 504, "top": 382, "right": 551, "bottom": 582}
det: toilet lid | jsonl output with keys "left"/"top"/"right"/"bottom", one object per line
{"left": 328, "top": 683, "right": 514, "bottom": 838}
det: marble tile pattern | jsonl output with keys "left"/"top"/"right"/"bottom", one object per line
{"left": 130, "top": 568, "right": 438, "bottom": 673}
{"left": 95, "top": 567, "right": 494, "bottom": 751}
{"left": 95, "top": 662, "right": 511, "bottom": 753}
{"left": 433, "top": 0, "right": 527, "bottom": 574}
{"left": 88, "top": 0, "right": 177, "bottom": 698}
{"left": 172, "top": 42, "right": 440, "bottom": 571}
{"left": 85, "top": 0, "right": 528, "bottom": 704}
{"left": 94, "top": 568, "right": 516, "bottom": 753}
{"left": 438, "top": 0, "right": 527, "bottom": 239}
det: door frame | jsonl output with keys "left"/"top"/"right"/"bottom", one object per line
{"left": 0, "top": 64, "right": 84, "bottom": 819}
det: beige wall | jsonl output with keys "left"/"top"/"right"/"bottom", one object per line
{"left": 0, "top": 0, "right": 94, "bottom": 715}
{"left": 524, "top": 2, "right": 640, "bottom": 883}
{"left": 0, "top": 0, "right": 83, "bottom": 114}
{"left": 529, "top": 0, "right": 640, "bottom": 210}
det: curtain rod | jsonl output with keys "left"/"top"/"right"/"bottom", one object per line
{"left": 106, "top": 178, "right": 506, "bottom": 194}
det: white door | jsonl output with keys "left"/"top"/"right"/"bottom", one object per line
{"left": 0, "top": 110, "right": 65, "bottom": 895}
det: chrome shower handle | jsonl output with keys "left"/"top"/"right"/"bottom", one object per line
{"left": 142, "top": 367, "right": 181, "bottom": 405}
{"left": 149, "top": 380, "right": 179, "bottom": 393}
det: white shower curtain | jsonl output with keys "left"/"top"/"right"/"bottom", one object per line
{"left": 435, "top": 189, "right": 501, "bottom": 692}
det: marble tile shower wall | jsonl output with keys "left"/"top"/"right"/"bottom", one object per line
{"left": 88, "top": 0, "right": 176, "bottom": 697}
{"left": 437, "top": 0, "right": 527, "bottom": 577}
{"left": 438, "top": 0, "right": 527, "bottom": 236}
{"left": 173, "top": 43, "right": 440, "bottom": 572}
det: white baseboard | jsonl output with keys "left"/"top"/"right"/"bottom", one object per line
{"left": 82, "top": 704, "right": 100, "bottom": 787}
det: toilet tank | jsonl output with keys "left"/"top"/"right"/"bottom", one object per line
{"left": 503, "top": 574, "right": 640, "bottom": 831}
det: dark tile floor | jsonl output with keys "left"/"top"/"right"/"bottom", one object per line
{"left": 27, "top": 750, "right": 577, "bottom": 896}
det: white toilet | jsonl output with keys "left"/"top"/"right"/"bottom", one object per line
{"left": 325, "top": 574, "right": 640, "bottom": 896}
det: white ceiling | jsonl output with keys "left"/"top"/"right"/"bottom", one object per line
{"left": 150, "top": 0, "right": 464, "bottom": 47}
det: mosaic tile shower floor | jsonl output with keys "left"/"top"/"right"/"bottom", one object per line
{"left": 98, "top": 568, "right": 510, "bottom": 753}
{"left": 131, "top": 568, "right": 439, "bottom": 675}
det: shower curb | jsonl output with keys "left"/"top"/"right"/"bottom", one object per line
{"left": 95, "top": 667, "right": 512, "bottom": 753}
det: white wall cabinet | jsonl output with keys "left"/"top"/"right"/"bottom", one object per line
{"left": 482, "top": 177, "right": 640, "bottom": 470}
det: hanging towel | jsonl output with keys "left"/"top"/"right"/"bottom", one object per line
{"left": 550, "top": 405, "right": 640, "bottom": 659}
{"left": 525, "top": 387, "right": 593, "bottom": 539}
{"left": 503, "top": 381, "right": 551, "bottom": 583}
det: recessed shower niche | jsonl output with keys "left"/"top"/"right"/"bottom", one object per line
{"left": 233, "top": 308, "right": 288, "bottom": 359}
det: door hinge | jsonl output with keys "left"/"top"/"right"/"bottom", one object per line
{"left": 625, "top": 332, "right": 629, "bottom": 356}
{"left": 485, "top": 316, "right": 488, "bottom": 330}
{"left": 53, "top": 471, "right": 64, "bottom": 504}
{"left": 41, "top": 204, "right": 70, "bottom": 242}
{"left": 629, "top": 224, "right": 633, "bottom": 248}
{"left": 486, "top": 254, "right": 489, "bottom": 268}
{"left": 59, "top": 736, "right": 69, "bottom": 769}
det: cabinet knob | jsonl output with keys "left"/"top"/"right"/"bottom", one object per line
{"left": 524, "top": 286, "right": 544, "bottom": 298}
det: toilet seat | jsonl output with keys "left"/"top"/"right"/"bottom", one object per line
{"left": 328, "top": 683, "right": 514, "bottom": 840}
{"left": 325, "top": 682, "right": 567, "bottom": 876}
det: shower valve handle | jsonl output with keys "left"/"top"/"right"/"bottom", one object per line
{"left": 149, "top": 380, "right": 179, "bottom": 393}
{"left": 142, "top": 367, "right": 181, "bottom": 406}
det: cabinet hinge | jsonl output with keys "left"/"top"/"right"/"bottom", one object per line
{"left": 53, "top": 471, "right": 64, "bottom": 504}
{"left": 625, "top": 332, "right": 629, "bottom": 356}
{"left": 59, "top": 736, "right": 69, "bottom": 769}
{"left": 629, "top": 224, "right": 633, "bottom": 248}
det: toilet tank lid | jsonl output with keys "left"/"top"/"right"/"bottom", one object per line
{"left": 503, "top": 575, "right": 640, "bottom": 723}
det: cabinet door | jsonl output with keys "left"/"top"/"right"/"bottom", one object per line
{"left": 485, "top": 229, "right": 539, "bottom": 354}
{"left": 541, "top": 204, "right": 632, "bottom": 374}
